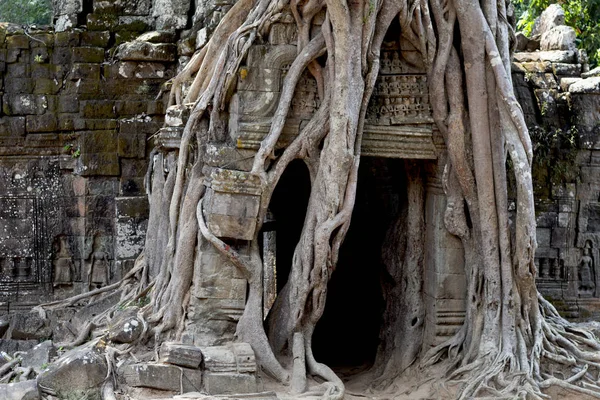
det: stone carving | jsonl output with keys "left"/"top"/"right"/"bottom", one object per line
{"left": 579, "top": 241, "right": 596, "bottom": 297}
{"left": 87, "top": 235, "right": 110, "bottom": 290}
{"left": 52, "top": 236, "right": 73, "bottom": 287}
{"left": 233, "top": 45, "right": 437, "bottom": 159}
{"left": 366, "top": 75, "right": 432, "bottom": 125}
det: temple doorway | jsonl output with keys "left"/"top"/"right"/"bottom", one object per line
{"left": 311, "top": 157, "right": 407, "bottom": 371}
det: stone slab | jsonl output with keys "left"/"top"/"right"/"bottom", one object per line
{"left": 121, "top": 363, "right": 203, "bottom": 392}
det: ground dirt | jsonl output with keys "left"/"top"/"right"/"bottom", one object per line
{"left": 124, "top": 362, "right": 599, "bottom": 400}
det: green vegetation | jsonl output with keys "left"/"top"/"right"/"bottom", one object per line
{"left": 0, "top": 0, "right": 52, "bottom": 25}
{"left": 513, "top": 0, "right": 600, "bottom": 66}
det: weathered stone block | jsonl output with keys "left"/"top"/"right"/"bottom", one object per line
{"left": 533, "top": 4, "right": 565, "bottom": 36}
{"left": 156, "top": 126, "right": 183, "bottom": 149}
{"left": 160, "top": 342, "right": 204, "bottom": 368}
{"left": 58, "top": 114, "right": 85, "bottom": 131}
{"left": 87, "top": 13, "right": 119, "bottom": 31}
{"left": 115, "top": 196, "right": 149, "bottom": 218}
{"left": 6, "top": 62, "right": 30, "bottom": 77}
{"left": 80, "top": 152, "right": 120, "bottom": 176}
{"left": 201, "top": 343, "right": 256, "bottom": 373}
{"left": 59, "top": 96, "right": 80, "bottom": 113}
{"left": 514, "top": 51, "right": 576, "bottom": 64}
{"left": 147, "top": 100, "right": 166, "bottom": 115}
{"left": 537, "top": 228, "right": 552, "bottom": 247}
{"left": 6, "top": 35, "right": 29, "bottom": 49}
{"left": 4, "top": 78, "right": 34, "bottom": 94}
{"left": 120, "top": 178, "right": 144, "bottom": 195}
{"left": 81, "top": 131, "right": 117, "bottom": 154}
{"left": 205, "top": 144, "right": 256, "bottom": 171}
{"left": 81, "top": 100, "right": 116, "bottom": 119}
{"left": 165, "top": 104, "right": 190, "bottom": 127}
{"left": 569, "top": 77, "right": 600, "bottom": 94}
{"left": 30, "top": 33, "right": 53, "bottom": 48}
{"left": 541, "top": 25, "right": 576, "bottom": 51}
{"left": 52, "top": 46, "right": 71, "bottom": 64}
{"left": 120, "top": 118, "right": 162, "bottom": 134}
{"left": 34, "top": 78, "right": 61, "bottom": 95}
{"left": 38, "top": 344, "right": 107, "bottom": 400}
{"left": 21, "top": 340, "right": 56, "bottom": 374}
{"left": 53, "top": 0, "right": 83, "bottom": 15}
{"left": 116, "top": 16, "right": 153, "bottom": 32}
{"left": 552, "top": 62, "right": 581, "bottom": 77}
{"left": 81, "top": 31, "right": 110, "bottom": 47}
{"left": 30, "top": 47, "right": 49, "bottom": 63}
{"left": 122, "top": 0, "right": 152, "bottom": 15}
{"left": 121, "top": 158, "right": 148, "bottom": 177}
{"left": 0, "top": 380, "right": 39, "bottom": 400}
{"left": 120, "top": 363, "right": 203, "bottom": 392}
{"left": 26, "top": 114, "right": 57, "bottom": 133}
{"left": 551, "top": 227, "right": 569, "bottom": 248}
{"left": 0, "top": 339, "right": 37, "bottom": 356}
{"left": 115, "top": 41, "right": 177, "bottom": 62}
{"left": 54, "top": 31, "right": 80, "bottom": 47}
{"left": 137, "top": 30, "right": 177, "bottom": 43}
{"left": 70, "top": 63, "right": 101, "bottom": 80}
{"left": 535, "top": 247, "right": 559, "bottom": 259}
{"left": 108, "top": 308, "right": 143, "bottom": 344}
{"left": 31, "top": 63, "right": 61, "bottom": 79}
{"left": 118, "top": 132, "right": 146, "bottom": 158}
{"left": 204, "top": 372, "right": 258, "bottom": 395}
{"left": 205, "top": 169, "right": 262, "bottom": 240}
{"left": 7, "top": 313, "right": 52, "bottom": 340}
{"left": 115, "top": 100, "right": 147, "bottom": 116}
{"left": 0, "top": 117, "right": 25, "bottom": 136}
{"left": 72, "top": 47, "right": 105, "bottom": 63}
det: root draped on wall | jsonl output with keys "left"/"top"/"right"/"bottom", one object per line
{"left": 38, "top": 0, "right": 600, "bottom": 398}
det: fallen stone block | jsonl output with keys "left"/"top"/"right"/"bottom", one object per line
{"left": 201, "top": 343, "right": 256, "bottom": 374}
{"left": 107, "top": 308, "right": 143, "bottom": 344}
{"left": 203, "top": 372, "right": 258, "bottom": 395}
{"left": 7, "top": 314, "right": 52, "bottom": 341}
{"left": 120, "top": 363, "right": 203, "bottom": 393}
{"left": 21, "top": 340, "right": 56, "bottom": 374}
{"left": 38, "top": 344, "right": 107, "bottom": 399}
{"left": 160, "top": 342, "right": 203, "bottom": 369}
{"left": 0, "top": 380, "right": 40, "bottom": 400}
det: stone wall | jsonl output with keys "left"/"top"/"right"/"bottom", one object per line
{"left": 0, "top": 21, "right": 176, "bottom": 312}
{"left": 511, "top": 5, "right": 600, "bottom": 319}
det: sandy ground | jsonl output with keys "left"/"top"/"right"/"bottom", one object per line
{"left": 126, "top": 362, "right": 598, "bottom": 400}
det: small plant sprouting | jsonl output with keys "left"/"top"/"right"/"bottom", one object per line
{"left": 64, "top": 143, "right": 81, "bottom": 158}
{"left": 34, "top": 54, "right": 44, "bottom": 63}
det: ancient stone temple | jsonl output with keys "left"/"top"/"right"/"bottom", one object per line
{"left": 1, "top": 0, "right": 600, "bottom": 398}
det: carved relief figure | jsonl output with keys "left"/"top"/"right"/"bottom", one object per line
{"left": 87, "top": 235, "right": 110, "bottom": 290}
{"left": 53, "top": 236, "right": 73, "bottom": 287}
{"left": 579, "top": 241, "right": 595, "bottom": 297}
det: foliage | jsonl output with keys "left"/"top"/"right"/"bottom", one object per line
{"left": 513, "top": 0, "right": 600, "bottom": 66}
{"left": 0, "top": 0, "right": 52, "bottom": 25}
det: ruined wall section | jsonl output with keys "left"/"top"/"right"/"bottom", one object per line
{"left": 511, "top": 8, "right": 600, "bottom": 318}
{"left": 0, "top": 23, "right": 175, "bottom": 313}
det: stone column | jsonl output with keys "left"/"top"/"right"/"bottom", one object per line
{"left": 422, "top": 162, "right": 466, "bottom": 349}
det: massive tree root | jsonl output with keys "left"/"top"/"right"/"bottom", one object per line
{"left": 32, "top": 0, "right": 600, "bottom": 399}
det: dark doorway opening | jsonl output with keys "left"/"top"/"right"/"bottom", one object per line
{"left": 267, "top": 159, "right": 312, "bottom": 294}
{"left": 312, "top": 157, "right": 407, "bottom": 371}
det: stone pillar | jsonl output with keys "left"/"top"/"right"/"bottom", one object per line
{"left": 422, "top": 162, "right": 466, "bottom": 349}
